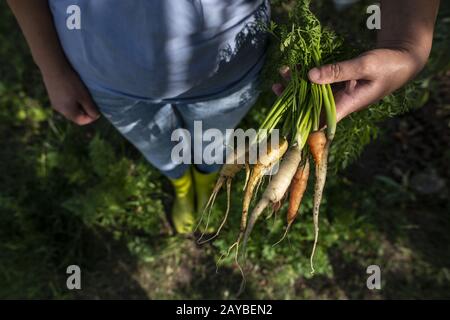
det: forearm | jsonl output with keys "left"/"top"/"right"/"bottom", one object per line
{"left": 7, "top": 0, "right": 71, "bottom": 77}
{"left": 378, "top": 0, "right": 440, "bottom": 67}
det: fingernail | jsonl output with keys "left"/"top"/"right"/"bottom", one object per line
{"left": 308, "top": 68, "right": 321, "bottom": 82}
{"left": 279, "top": 66, "right": 289, "bottom": 74}
{"left": 272, "top": 84, "right": 284, "bottom": 96}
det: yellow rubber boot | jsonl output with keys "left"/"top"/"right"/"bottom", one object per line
{"left": 169, "top": 169, "right": 196, "bottom": 234}
{"left": 192, "top": 167, "right": 218, "bottom": 214}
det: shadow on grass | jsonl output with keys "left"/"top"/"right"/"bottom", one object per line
{"left": 326, "top": 96, "right": 450, "bottom": 299}
{"left": 71, "top": 230, "right": 149, "bottom": 300}
{"left": 173, "top": 243, "right": 258, "bottom": 300}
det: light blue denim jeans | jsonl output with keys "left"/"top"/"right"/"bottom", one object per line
{"left": 90, "top": 78, "right": 261, "bottom": 179}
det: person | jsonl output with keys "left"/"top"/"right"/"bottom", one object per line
{"left": 7, "top": 0, "right": 440, "bottom": 234}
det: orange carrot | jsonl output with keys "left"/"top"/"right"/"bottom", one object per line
{"left": 307, "top": 130, "right": 330, "bottom": 273}
{"left": 308, "top": 131, "right": 327, "bottom": 165}
{"left": 274, "top": 158, "right": 310, "bottom": 245}
{"left": 287, "top": 158, "right": 310, "bottom": 223}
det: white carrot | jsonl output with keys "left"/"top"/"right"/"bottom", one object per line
{"left": 242, "top": 145, "right": 302, "bottom": 252}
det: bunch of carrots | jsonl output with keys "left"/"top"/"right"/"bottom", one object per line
{"left": 197, "top": 0, "right": 342, "bottom": 285}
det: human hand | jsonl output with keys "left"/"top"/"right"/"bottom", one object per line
{"left": 42, "top": 67, "right": 100, "bottom": 125}
{"left": 272, "top": 47, "right": 427, "bottom": 122}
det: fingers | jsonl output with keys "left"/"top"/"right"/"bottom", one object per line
{"left": 272, "top": 65, "right": 294, "bottom": 96}
{"left": 272, "top": 58, "right": 379, "bottom": 120}
{"left": 61, "top": 93, "right": 100, "bottom": 125}
{"left": 73, "top": 111, "right": 97, "bottom": 125}
{"left": 80, "top": 95, "right": 101, "bottom": 120}
{"left": 279, "top": 66, "right": 291, "bottom": 81}
{"left": 334, "top": 81, "right": 384, "bottom": 122}
{"left": 272, "top": 83, "right": 284, "bottom": 96}
{"left": 56, "top": 102, "right": 98, "bottom": 126}
{"left": 43, "top": 68, "right": 102, "bottom": 126}
{"left": 308, "top": 56, "right": 370, "bottom": 85}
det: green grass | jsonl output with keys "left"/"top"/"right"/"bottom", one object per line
{"left": 0, "top": 0, "right": 449, "bottom": 299}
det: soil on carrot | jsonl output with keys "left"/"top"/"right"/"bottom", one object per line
{"left": 64, "top": 74, "right": 450, "bottom": 299}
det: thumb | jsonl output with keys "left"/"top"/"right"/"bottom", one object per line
{"left": 79, "top": 94, "right": 100, "bottom": 120}
{"left": 308, "top": 56, "right": 369, "bottom": 85}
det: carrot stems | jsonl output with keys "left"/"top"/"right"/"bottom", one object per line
{"left": 210, "top": 0, "right": 343, "bottom": 291}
